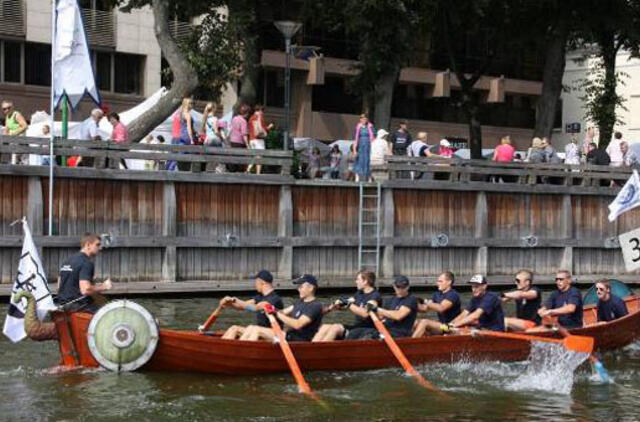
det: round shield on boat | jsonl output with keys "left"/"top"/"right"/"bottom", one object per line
{"left": 87, "top": 300, "right": 159, "bottom": 372}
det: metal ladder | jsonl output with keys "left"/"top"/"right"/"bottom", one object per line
{"left": 358, "top": 182, "right": 382, "bottom": 276}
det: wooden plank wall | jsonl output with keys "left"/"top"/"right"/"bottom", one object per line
{"left": 395, "top": 190, "right": 476, "bottom": 237}
{"left": 1, "top": 171, "right": 640, "bottom": 288}
{"left": 42, "top": 178, "right": 164, "bottom": 236}
{"left": 176, "top": 184, "right": 279, "bottom": 237}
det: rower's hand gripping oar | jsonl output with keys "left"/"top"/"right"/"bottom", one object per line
{"left": 554, "top": 325, "right": 610, "bottom": 383}
{"left": 366, "top": 303, "right": 446, "bottom": 396}
{"left": 263, "top": 305, "right": 323, "bottom": 403}
{"left": 470, "top": 329, "right": 595, "bottom": 354}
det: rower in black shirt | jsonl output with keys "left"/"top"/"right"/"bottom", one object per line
{"left": 243, "top": 274, "right": 323, "bottom": 342}
{"left": 595, "top": 279, "right": 628, "bottom": 323}
{"left": 220, "top": 270, "right": 284, "bottom": 340}
{"left": 312, "top": 270, "right": 382, "bottom": 342}
{"left": 352, "top": 275, "right": 419, "bottom": 339}
{"left": 503, "top": 269, "right": 542, "bottom": 331}
{"left": 56, "top": 233, "right": 112, "bottom": 313}
{"left": 413, "top": 271, "right": 461, "bottom": 337}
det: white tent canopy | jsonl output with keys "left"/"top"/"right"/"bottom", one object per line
{"left": 27, "top": 87, "right": 232, "bottom": 142}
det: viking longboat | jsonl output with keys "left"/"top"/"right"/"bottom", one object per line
{"left": 29, "top": 294, "right": 638, "bottom": 375}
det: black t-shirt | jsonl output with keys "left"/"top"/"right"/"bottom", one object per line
{"left": 286, "top": 299, "right": 323, "bottom": 341}
{"left": 545, "top": 286, "right": 583, "bottom": 328}
{"left": 251, "top": 290, "right": 284, "bottom": 327}
{"left": 57, "top": 252, "right": 94, "bottom": 304}
{"left": 586, "top": 148, "right": 611, "bottom": 166}
{"left": 351, "top": 289, "right": 383, "bottom": 329}
{"left": 515, "top": 286, "right": 542, "bottom": 324}
{"left": 466, "top": 291, "right": 505, "bottom": 331}
{"left": 597, "top": 295, "right": 628, "bottom": 322}
{"left": 432, "top": 289, "right": 461, "bottom": 324}
{"left": 383, "top": 295, "right": 418, "bottom": 337}
{"left": 391, "top": 130, "right": 412, "bottom": 155}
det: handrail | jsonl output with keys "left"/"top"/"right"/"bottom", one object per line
{"left": 0, "top": 135, "right": 293, "bottom": 175}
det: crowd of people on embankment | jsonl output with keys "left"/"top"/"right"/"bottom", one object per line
{"left": 2, "top": 98, "right": 638, "bottom": 180}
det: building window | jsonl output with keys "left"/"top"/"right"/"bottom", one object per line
{"left": 3, "top": 40, "right": 21, "bottom": 83}
{"left": 114, "top": 53, "right": 143, "bottom": 94}
{"left": 24, "top": 42, "right": 50, "bottom": 86}
{"left": 92, "top": 50, "right": 143, "bottom": 95}
{"left": 95, "top": 51, "right": 112, "bottom": 91}
{"left": 312, "top": 76, "right": 361, "bottom": 114}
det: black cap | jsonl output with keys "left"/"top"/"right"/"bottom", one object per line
{"left": 252, "top": 270, "right": 273, "bottom": 283}
{"left": 293, "top": 274, "right": 318, "bottom": 287}
{"left": 393, "top": 275, "right": 410, "bottom": 288}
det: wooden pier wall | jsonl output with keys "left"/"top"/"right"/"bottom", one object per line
{"left": 0, "top": 165, "right": 637, "bottom": 294}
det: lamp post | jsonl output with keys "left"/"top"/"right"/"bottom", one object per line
{"left": 274, "top": 20, "right": 302, "bottom": 151}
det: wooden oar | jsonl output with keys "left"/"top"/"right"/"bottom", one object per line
{"left": 472, "top": 330, "right": 594, "bottom": 354}
{"left": 198, "top": 303, "right": 224, "bottom": 332}
{"left": 266, "top": 313, "right": 320, "bottom": 401}
{"left": 555, "top": 325, "right": 610, "bottom": 382}
{"left": 368, "top": 312, "right": 445, "bottom": 395}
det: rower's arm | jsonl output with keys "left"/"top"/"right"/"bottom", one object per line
{"left": 281, "top": 305, "right": 294, "bottom": 316}
{"left": 79, "top": 279, "right": 111, "bottom": 295}
{"left": 228, "top": 298, "right": 256, "bottom": 311}
{"left": 546, "top": 303, "right": 576, "bottom": 316}
{"left": 376, "top": 305, "right": 411, "bottom": 321}
{"left": 452, "top": 309, "right": 483, "bottom": 328}
{"left": 450, "top": 310, "right": 469, "bottom": 326}
{"left": 277, "top": 313, "right": 311, "bottom": 330}
{"left": 349, "top": 303, "right": 370, "bottom": 318}
{"left": 427, "top": 299, "right": 453, "bottom": 314}
{"left": 504, "top": 290, "right": 537, "bottom": 301}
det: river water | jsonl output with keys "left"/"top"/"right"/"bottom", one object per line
{"left": 1, "top": 292, "right": 640, "bottom": 422}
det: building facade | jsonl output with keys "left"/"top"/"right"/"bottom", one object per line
{"left": 561, "top": 49, "right": 640, "bottom": 146}
{"left": 0, "top": 0, "right": 161, "bottom": 119}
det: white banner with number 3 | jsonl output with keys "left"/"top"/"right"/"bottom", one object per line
{"left": 619, "top": 228, "right": 640, "bottom": 272}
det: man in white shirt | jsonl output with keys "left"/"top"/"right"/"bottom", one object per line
{"left": 606, "top": 131, "right": 624, "bottom": 167}
{"left": 78, "top": 108, "right": 104, "bottom": 167}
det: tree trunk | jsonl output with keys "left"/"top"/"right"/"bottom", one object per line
{"left": 228, "top": 0, "right": 259, "bottom": 107}
{"left": 464, "top": 97, "right": 483, "bottom": 159}
{"left": 599, "top": 44, "right": 617, "bottom": 150}
{"left": 373, "top": 68, "right": 399, "bottom": 130}
{"left": 534, "top": 21, "right": 569, "bottom": 140}
{"left": 126, "top": 0, "right": 199, "bottom": 142}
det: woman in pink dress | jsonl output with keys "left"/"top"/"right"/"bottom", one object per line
{"left": 492, "top": 136, "right": 515, "bottom": 162}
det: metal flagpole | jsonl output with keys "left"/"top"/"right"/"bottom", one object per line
{"left": 48, "top": 0, "right": 56, "bottom": 236}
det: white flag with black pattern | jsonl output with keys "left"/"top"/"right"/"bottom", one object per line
{"left": 2, "top": 219, "right": 56, "bottom": 343}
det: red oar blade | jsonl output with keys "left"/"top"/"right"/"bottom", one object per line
{"left": 562, "top": 335, "right": 594, "bottom": 354}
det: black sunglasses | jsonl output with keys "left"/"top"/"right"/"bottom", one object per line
{"left": 555, "top": 277, "right": 566, "bottom": 281}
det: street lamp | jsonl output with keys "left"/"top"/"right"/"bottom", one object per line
{"left": 274, "top": 20, "right": 302, "bottom": 151}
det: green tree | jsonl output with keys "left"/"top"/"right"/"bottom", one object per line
{"left": 439, "top": 0, "right": 524, "bottom": 159}
{"left": 305, "top": 0, "right": 432, "bottom": 130}
{"left": 576, "top": 0, "right": 640, "bottom": 149}
{"left": 107, "top": 0, "right": 242, "bottom": 141}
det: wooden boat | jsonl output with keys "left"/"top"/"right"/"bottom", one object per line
{"left": 53, "top": 295, "right": 640, "bottom": 375}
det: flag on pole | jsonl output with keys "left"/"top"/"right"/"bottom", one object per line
{"left": 3, "top": 219, "right": 56, "bottom": 343}
{"left": 608, "top": 170, "right": 640, "bottom": 222}
{"left": 52, "top": 0, "right": 101, "bottom": 110}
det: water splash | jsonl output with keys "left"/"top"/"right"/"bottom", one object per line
{"left": 507, "top": 342, "right": 589, "bottom": 394}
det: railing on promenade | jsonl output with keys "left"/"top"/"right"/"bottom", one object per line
{"left": 0, "top": 136, "right": 293, "bottom": 176}
{"left": 386, "top": 155, "right": 632, "bottom": 189}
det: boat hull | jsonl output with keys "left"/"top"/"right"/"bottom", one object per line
{"left": 54, "top": 296, "right": 640, "bottom": 375}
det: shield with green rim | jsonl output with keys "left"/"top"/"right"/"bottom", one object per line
{"left": 87, "top": 300, "right": 159, "bottom": 372}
